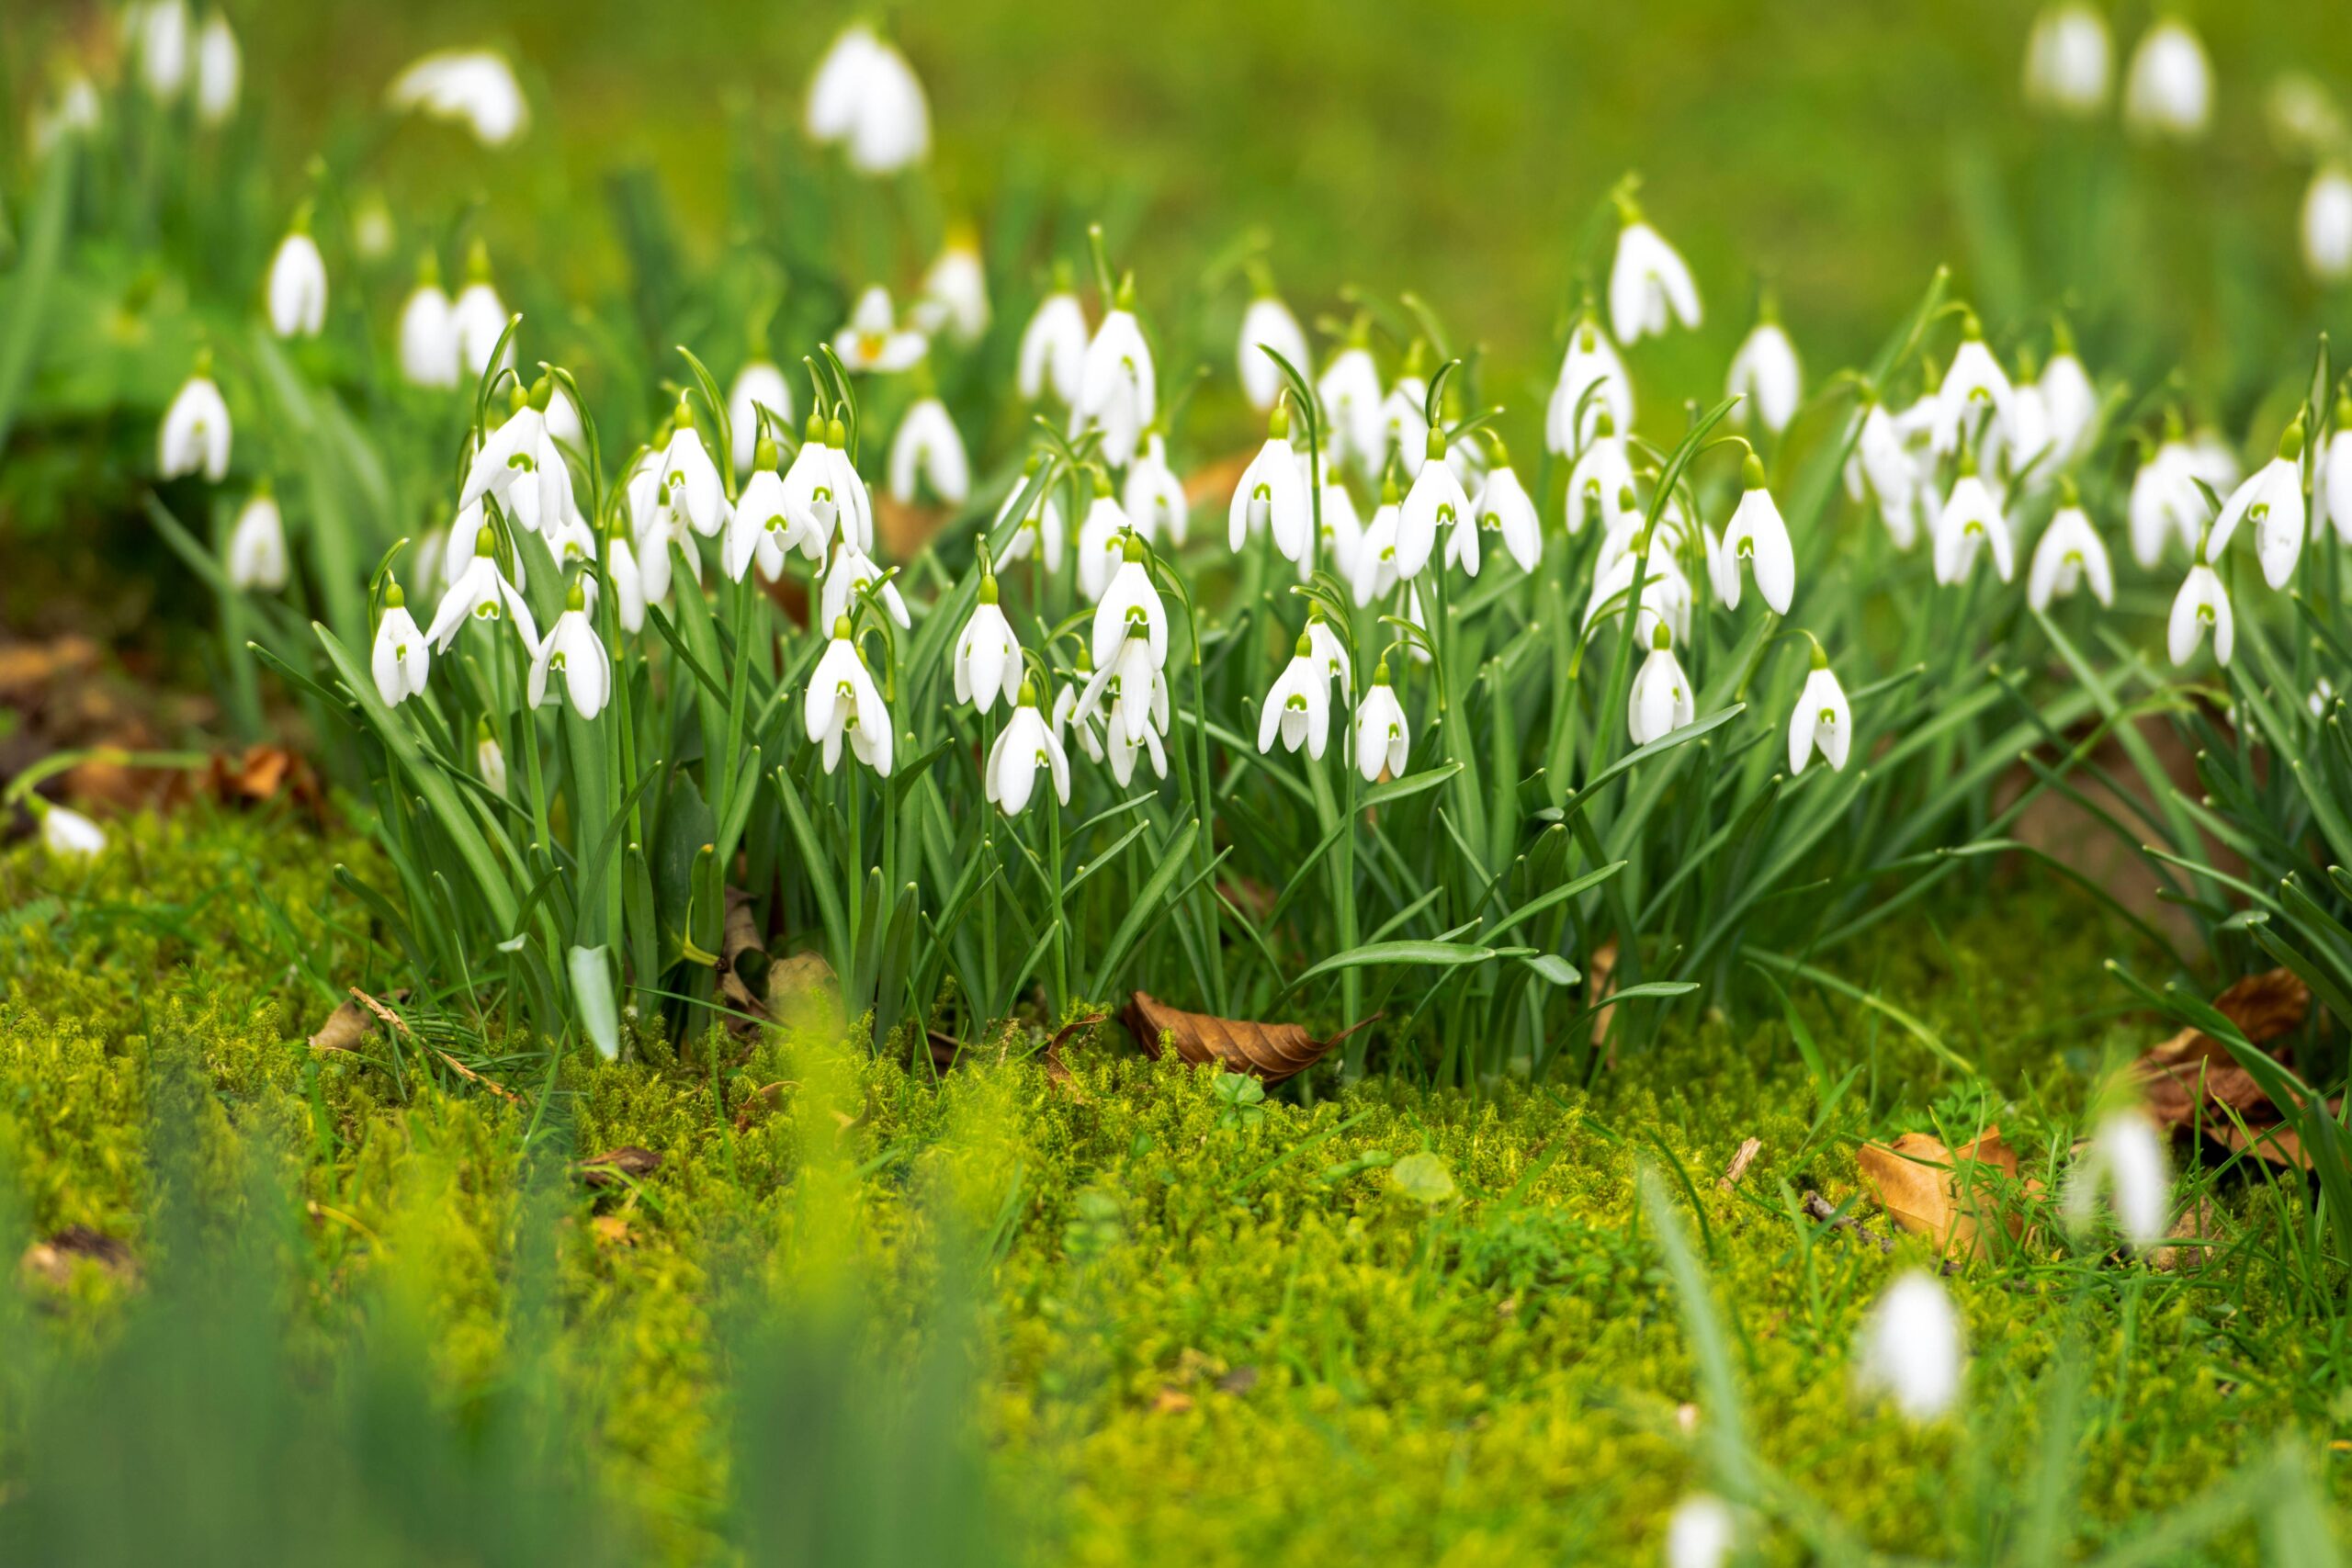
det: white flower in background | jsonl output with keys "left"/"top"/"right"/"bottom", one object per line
{"left": 1474, "top": 446, "right": 1543, "bottom": 573}
{"left": 728, "top": 360, "right": 794, "bottom": 473}
{"left": 449, "top": 246, "right": 510, "bottom": 383}
{"left": 1586, "top": 536, "right": 1694, "bottom": 649}
{"left": 38, "top": 803, "right": 107, "bottom": 860}
{"left": 2168, "top": 558, "right": 2233, "bottom": 667}
{"left": 1353, "top": 662, "right": 1410, "bottom": 784}
{"left": 388, "top": 50, "right": 527, "bottom": 146}
{"left": 806, "top": 617, "right": 894, "bottom": 776}
{"left": 527, "top": 581, "right": 612, "bottom": 720}
{"left": 397, "top": 259, "right": 459, "bottom": 389}
{"left": 1932, "top": 463, "right": 2016, "bottom": 584}
{"left": 656, "top": 401, "right": 727, "bottom": 537}
{"left": 2129, "top": 434, "right": 2212, "bottom": 567}
{"left": 1258, "top": 632, "right": 1334, "bottom": 760}
{"left": 1788, "top": 648, "right": 1851, "bottom": 773}
{"left": 30, "top": 75, "right": 102, "bottom": 158}
{"left": 726, "top": 439, "right": 807, "bottom": 583}
{"left": 2064, "top": 1111, "right": 2172, "bottom": 1249}
{"left": 990, "top": 455, "right": 1065, "bottom": 569}
{"left": 1609, "top": 204, "right": 1702, "bottom": 344}
{"left": 266, "top": 220, "right": 328, "bottom": 339}
{"left": 1237, "top": 291, "right": 1311, "bottom": 411}
{"left": 1598, "top": 490, "right": 1696, "bottom": 581}
{"left": 1664, "top": 1495, "right": 1736, "bottom": 1568}
{"left": 606, "top": 524, "right": 646, "bottom": 632}
{"left": 833, "top": 286, "right": 927, "bottom": 374}
{"left": 227, "top": 489, "right": 287, "bottom": 591}
{"left": 1567, "top": 414, "right": 1635, "bottom": 536}
{"left": 2028, "top": 495, "right": 2116, "bottom": 610}
{"left": 370, "top": 581, "right": 430, "bottom": 706}
{"left": 954, "top": 576, "right": 1022, "bottom": 715}
{"left": 2268, "top": 72, "right": 2348, "bottom": 159}
{"left": 2023, "top": 1, "right": 2112, "bottom": 116}
{"left": 1319, "top": 344, "right": 1386, "bottom": 479}
{"left": 2123, "top": 18, "right": 2212, "bottom": 141}
{"left": 888, "top": 396, "right": 969, "bottom": 505}
{"left": 1996, "top": 379, "right": 2055, "bottom": 482}
{"left": 913, "top": 231, "right": 989, "bottom": 343}
{"left": 1075, "top": 474, "right": 1133, "bottom": 601}
{"left": 159, "top": 365, "right": 232, "bottom": 481}
{"left": 2314, "top": 677, "right": 2337, "bottom": 718}
{"left": 1381, "top": 376, "right": 1431, "bottom": 479}
{"left": 349, "top": 193, "right": 395, "bottom": 261}
{"left": 1125, "top": 433, "right": 1189, "bottom": 547}
{"left": 1628, "top": 625, "right": 1695, "bottom": 746}
{"left": 130, "top": 0, "right": 192, "bottom": 103}
{"left": 2324, "top": 402, "right": 2352, "bottom": 543}
{"left": 1547, "top": 315, "right": 1636, "bottom": 454}
{"left": 475, "top": 720, "right": 508, "bottom": 795}
{"left": 820, "top": 539, "right": 911, "bottom": 630}
{"left": 1227, "top": 406, "right": 1310, "bottom": 563}
{"left": 1933, "top": 322, "right": 2017, "bottom": 457}
{"left": 1091, "top": 535, "right": 1170, "bottom": 673}
{"left": 1396, "top": 428, "right": 1471, "bottom": 581}
{"left": 1017, "top": 287, "right": 1089, "bottom": 405}
{"left": 2209, "top": 420, "right": 2307, "bottom": 589}
{"left": 1855, "top": 1271, "right": 1963, "bottom": 1421}
{"left": 195, "top": 10, "right": 241, "bottom": 125}
{"left": 427, "top": 527, "right": 538, "bottom": 653}
{"left": 1317, "top": 474, "right": 1363, "bottom": 581}
{"left": 1351, "top": 478, "right": 1405, "bottom": 607}
{"left": 1847, "top": 400, "right": 1923, "bottom": 549}
{"left": 1300, "top": 611, "right": 1351, "bottom": 695}
{"left": 1712, "top": 456, "right": 1795, "bottom": 613}
{"left": 805, "top": 23, "right": 929, "bottom": 175}
{"left": 2040, "top": 328, "right": 2098, "bottom": 463}
{"left": 1728, "top": 310, "right": 1803, "bottom": 435}
{"left": 2303, "top": 167, "right": 2352, "bottom": 284}
{"left": 1076, "top": 296, "right": 1156, "bottom": 468}
{"left": 985, "top": 682, "right": 1071, "bottom": 813}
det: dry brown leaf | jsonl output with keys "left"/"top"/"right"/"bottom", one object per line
{"left": 731, "top": 1080, "right": 791, "bottom": 1133}
{"left": 1122, "top": 991, "right": 1375, "bottom": 1084}
{"left": 1855, "top": 1128, "right": 2020, "bottom": 1258}
{"left": 578, "top": 1147, "right": 662, "bottom": 1188}
{"left": 309, "top": 997, "right": 373, "bottom": 1052}
{"left": 590, "top": 1213, "right": 637, "bottom": 1248}
{"left": 2134, "top": 969, "right": 2315, "bottom": 1168}
{"left": 717, "top": 887, "right": 773, "bottom": 1035}
{"left": 20, "top": 1225, "right": 136, "bottom": 1289}
{"left": 179, "top": 744, "right": 324, "bottom": 817}
{"left": 1587, "top": 940, "right": 1620, "bottom": 1052}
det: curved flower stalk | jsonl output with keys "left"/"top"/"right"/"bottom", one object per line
{"left": 807, "top": 617, "right": 895, "bottom": 775}
{"left": 1711, "top": 454, "right": 1794, "bottom": 613}
{"left": 805, "top": 23, "right": 930, "bottom": 175}
{"left": 2167, "top": 555, "right": 2233, "bottom": 668}
{"left": 1855, "top": 1271, "right": 1963, "bottom": 1421}
{"left": 954, "top": 575, "right": 1022, "bottom": 715}
{"left": 1788, "top": 642, "right": 1851, "bottom": 773}
{"left": 527, "top": 580, "right": 612, "bottom": 719}
{"left": 228, "top": 489, "right": 288, "bottom": 592}
{"left": 1727, "top": 307, "right": 1802, "bottom": 435}
{"left": 266, "top": 215, "right": 327, "bottom": 339}
{"left": 834, "top": 287, "right": 927, "bottom": 374}
{"left": 985, "top": 682, "right": 1070, "bottom": 813}
{"left": 160, "top": 359, "right": 232, "bottom": 481}
{"left": 1547, "top": 312, "right": 1636, "bottom": 455}
{"left": 1608, "top": 194, "right": 1702, "bottom": 344}
{"left": 1258, "top": 631, "right": 1333, "bottom": 759}
{"left": 888, "top": 395, "right": 970, "bottom": 505}
{"left": 1227, "top": 401, "right": 1309, "bottom": 565}
{"left": 2208, "top": 418, "right": 2306, "bottom": 589}
{"left": 1124, "top": 433, "right": 1188, "bottom": 547}
{"left": 1352, "top": 660, "right": 1409, "bottom": 784}
{"left": 2027, "top": 489, "right": 2115, "bottom": 610}
{"left": 1628, "top": 624, "right": 1695, "bottom": 745}
{"left": 370, "top": 581, "right": 429, "bottom": 706}
{"left": 388, "top": 50, "right": 528, "bottom": 146}
{"left": 1236, "top": 289, "right": 1310, "bottom": 412}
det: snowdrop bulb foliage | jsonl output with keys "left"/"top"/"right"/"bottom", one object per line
{"left": 1855, "top": 1271, "right": 1963, "bottom": 1421}
{"left": 1077, "top": 296, "right": 1156, "bottom": 468}
{"left": 2028, "top": 495, "right": 2116, "bottom": 610}
{"left": 1258, "top": 633, "right": 1334, "bottom": 760}
{"left": 227, "top": 491, "right": 288, "bottom": 592}
{"left": 2304, "top": 167, "right": 2352, "bottom": 285}
{"left": 2167, "top": 559, "right": 2233, "bottom": 667}
{"left": 888, "top": 397, "right": 970, "bottom": 506}
{"left": 728, "top": 361, "right": 794, "bottom": 473}
{"left": 1788, "top": 648, "right": 1852, "bottom": 774}
{"left": 1547, "top": 317, "right": 1636, "bottom": 455}
{"left": 955, "top": 578, "right": 1023, "bottom": 715}
{"left": 371, "top": 582, "right": 430, "bottom": 706}
{"left": 1932, "top": 464, "right": 2016, "bottom": 585}
{"left": 1237, "top": 293, "right": 1311, "bottom": 412}
{"left": 1712, "top": 456, "right": 1795, "bottom": 613}
{"left": 806, "top": 617, "right": 895, "bottom": 776}
{"left": 1727, "top": 313, "right": 1802, "bottom": 435}
{"left": 1228, "top": 404, "right": 1310, "bottom": 564}
{"left": 159, "top": 366, "right": 232, "bottom": 481}
{"left": 528, "top": 581, "right": 612, "bottom": 720}
{"left": 1017, "top": 288, "right": 1089, "bottom": 405}
{"left": 1125, "top": 434, "right": 1189, "bottom": 547}
{"left": 1664, "top": 1495, "right": 1735, "bottom": 1568}
{"left": 1609, "top": 206, "right": 1702, "bottom": 344}
{"left": 387, "top": 51, "right": 529, "bottom": 146}
{"left": 805, "top": 24, "right": 930, "bottom": 175}
{"left": 2023, "top": 2, "right": 2111, "bottom": 116}
{"left": 2064, "top": 1111, "right": 2172, "bottom": 1249}
{"left": 1354, "top": 664, "right": 1411, "bottom": 784}
{"left": 195, "top": 11, "right": 241, "bottom": 125}
{"left": 915, "top": 233, "right": 989, "bottom": 343}
{"left": 1628, "top": 626, "right": 1695, "bottom": 746}
{"left": 2123, "top": 19, "right": 2212, "bottom": 141}
{"left": 40, "top": 804, "right": 107, "bottom": 860}
{"left": 131, "top": 0, "right": 192, "bottom": 103}
{"left": 398, "top": 262, "right": 459, "bottom": 389}
{"left": 2209, "top": 421, "right": 2308, "bottom": 590}
{"left": 266, "top": 222, "right": 328, "bottom": 339}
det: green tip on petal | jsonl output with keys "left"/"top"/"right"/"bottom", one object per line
{"left": 566, "top": 578, "right": 586, "bottom": 612}
{"left": 979, "top": 573, "right": 999, "bottom": 604}
{"left": 831, "top": 615, "right": 854, "bottom": 640}
{"left": 1017, "top": 677, "right": 1040, "bottom": 707}
{"left": 754, "top": 435, "right": 779, "bottom": 472}
{"left": 475, "top": 525, "right": 498, "bottom": 557}
{"left": 1741, "top": 452, "right": 1766, "bottom": 491}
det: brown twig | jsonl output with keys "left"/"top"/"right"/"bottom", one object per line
{"left": 1802, "top": 1190, "right": 1894, "bottom": 1254}
{"left": 1716, "top": 1137, "right": 1762, "bottom": 1192}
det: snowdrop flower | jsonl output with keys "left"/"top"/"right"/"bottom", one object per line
{"left": 1396, "top": 427, "right": 1471, "bottom": 581}
{"left": 371, "top": 581, "right": 429, "bottom": 705}
{"left": 2130, "top": 433, "right": 2211, "bottom": 568}
{"left": 349, "top": 193, "right": 395, "bottom": 262}
{"left": 1932, "top": 459, "right": 2016, "bottom": 584}
{"left": 728, "top": 360, "right": 794, "bottom": 473}
{"left": 130, "top": 0, "right": 191, "bottom": 103}
{"left": 914, "top": 231, "right": 989, "bottom": 343}
{"left": 1381, "top": 369, "right": 1431, "bottom": 479}
{"left": 1017, "top": 282, "right": 1089, "bottom": 405}
{"left": 990, "top": 454, "right": 1064, "bottom": 569}
{"left": 806, "top": 617, "right": 894, "bottom": 776}
{"left": 1855, "top": 1271, "right": 1963, "bottom": 1421}
{"left": 1788, "top": 644, "right": 1852, "bottom": 774}
{"left": 1125, "top": 432, "right": 1189, "bottom": 547}
{"left": 1353, "top": 662, "right": 1410, "bottom": 784}
{"left": 955, "top": 576, "right": 1023, "bottom": 715}
{"left": 888, "top": 395, "right": 969, "bottom": 505}
{"left": 1728, "top": 307, "right": 1803, "bottom": 435}
{"left": 2209, "top": 419, "right": 2307, "bottom": 589}
{"left": 1609, "top": 197, "right": 1702, "bottom": 344}
{"left": 833, "top": 287, "right": 927, "bottom": 375}
{"left": 462, "top": 379, "right": 578, "bottom": 536}
{"left": 38, "top": 802, "right": 107, "bottom": 860}
{"left": 1102, "top": 712, "right": 1167, "bottom": 787}
{"left": 1712, "top": 455, "right": 1795, "bottom": 613}
{"left": 1317, "top": 475, "right": 1364, "bottom": 581}
{"left": 1628, "top": 625, "right": 1695, "bottom": 746}
{"left": 1076, "top": 626, "right": 1170, "bottom": 750}
{"left": 1587, "top": 536, "right": 1694, "bottom": 649}
{"left": 266, "top": 217, "right": 328, "bottom": 339}
{"left": 1075, "top": 471, "right": 1134, "bottom": 602}
{"left": 1933, "top": 320, "right": 2017, "bottom": 457}
{"left": 1567, "top": 413, "right": 1636, "bottom": 536}
{"left": 2304, "top": 167, "right": 2352, "bottom": 283}
{"left": 1076, "top": 288, "right": 1156, "bottom": 468}
{"left": 1091, "top": 534, "right": 1169, "bottom": 673}
{"left": 397, "top": 257, "right": 459, "bottom": 389}
{"left": 1301, "top": 608, "right": 1351, "bottom": 694}
{"left": 1237, "top": 290, "right": 1311, "bottom": 412}
{"left": 388, "top": 51, "right": 528, "bottom": 146}
{"left": 1547, "top": 314, "right": 1636, "bottom": 455}
{"left": 2040, "top": 325, "right": 2098, "bottom": 465}
{"left": 1259, "top": 631, "right": 1334, "bottom": 760}
{"left": 2124, "top": 18, "right": 2212, "bottom": 141}
{"left": 820, "top": 539, "right": 910, "bottom": 631}
{"left": 1472, "top": 446, "right": 1543, "bottom": 574}
{"left": 605, "top": 523, "right": 645, "bottom": 633}
{"left": 2314, "top": 677, "right": 2337, "bottom": 719}
{"left": 1319, "top": 342, "right": 1387, "bottom": 479}
{"left": 776, "top": 413, "right": 852, "bottom": 558}
{"left": 985, "top": 682, "right": 1070, "bottom": 813}
{"left": 805, "top": 23, "right": 929, "bottom": 175}
{"left": 1054, "top": 654, "right": 1105, "bottom": 765}
{"left": 1665, "top": 1495, "right": 1735, "bottom": 1568}
{"left": 527, "top": 580, "right": 612, "bottom": 720}
{"left": 1995, "top": 378, "right": 2054, "bottom": 484}
{"left": 2167, "top": 554, "right": 2233, "bottom": 667}
{"left": 1352, "top": 479, "right": 1405, "bottom": 608}
{"left": 2064, "top": 1111, "right": 2171, "bottom": 1249}
{"left": 2024, "top": 1, "right": 2112, "bottom": 116}
{"left": 1847, "top": 400, "right": 1923, "bottom": 549}
{"left": 475, "top": 719, "right": 507, "bottom": 796}
{"left": 428, "top": 528, "right": 539, "bottom": 653}
{"left": 449, "top": 244, "right": 510, "bottom": 383}
{"left": 159, "top": 360, "right": 232, "bottom": 481}
{"left": 1228, "top": 403, "right": 1310, "bottom": 564}
{"left": 654, "top": 400, "right": 727, "bottom": 537}
{"left": 29, "top": 75, "right": 101, "bottom": 158}
{"left": 2028, "top": 490, "right": 2116, "bottom": 610}
{"left": 725, "top": 439, "right": 808, "bottom": 583}
{"left": 2324, "top": 400, "right": 2352, "bottom": 544}
{"left": 195, "top": 10, "right": 241, "bottom": 125}
{"left": 227, "top": 489, "right": 287, "bottom": 592}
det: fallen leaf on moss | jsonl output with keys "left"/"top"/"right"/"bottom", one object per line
{"left": 20, "top": 1225, "right": 136, "bottom": 1289}
{"left": 731, "top": 1080, "right": 791, "bottom": 1133}
{"left": 1390, "top": 1151, "right": 1457, "bottom": 1206}
{"left": 2134, "top": 969, "right": 2318, "bottom": 1168}
{"left": 1855, "top": 1128, "right": 2019, "bottom": 1257}
{"left": 1122, "top": 990, "right": 1375, "bottom": 1084}
{"left": 717, "top": 887, "right": 771, "bottom": 1035}
{"left": 590, "top": 1214, "right": 637, "bottom": 1248}
{"left": 179, "top": 744, "right": 323, "bottom": 817}
{"left": 308, "top": 997, "right": 373, "bottom": 1052}
{"left": 578, "top": 1147, "right": 662, "bottom": 1188}
{"left": 1151, "top": 1387, "right": 1194, "bottom": 1414}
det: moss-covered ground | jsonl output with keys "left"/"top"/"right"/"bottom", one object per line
{"left": 0, "top": 806, "right": 2342, "bottom": 1563}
